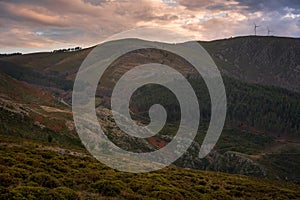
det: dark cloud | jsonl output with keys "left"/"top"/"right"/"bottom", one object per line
{"left": 82, "top": 0, "right": 110, "bottom": 6}
{"left": 179, "top": 0, "right": 300, "bottom": 14}
{"left": 82, "top": 0, "right": 133, "bottom": 6}
{"left": 155, "top": 14, "right": 179, "bottom": 21}
{"left": 178, "top": 0, "right": 212, "bottom": 10}
{"left": 236, "top": 0, "right": 300, "bottom": 13}
{"left": 206, "top": 3, "right": 235, "bottom": 11}
{"left": 178, "top": 0, "right": 239, "bottom": 11}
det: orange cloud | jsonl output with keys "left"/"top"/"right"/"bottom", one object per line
{"left": 2, "top": 3, "right": 64, "bottom": 26}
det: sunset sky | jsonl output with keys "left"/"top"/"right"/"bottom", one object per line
{"left": 1, "top": 0, "right": 300, "bottom": 53}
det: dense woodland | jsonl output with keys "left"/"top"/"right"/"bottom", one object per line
{"left": 129, "top": 76, "right": 300, "bottom": 136}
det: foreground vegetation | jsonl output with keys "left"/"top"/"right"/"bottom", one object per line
{"left": 1, "top": 136, "right": 300, "bottom": 200}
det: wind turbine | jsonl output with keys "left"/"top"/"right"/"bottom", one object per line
{"left": 267, "top": 26, "right": 274, "bottom": 36}
{"left": 254, "top": 22, "right": 260, "bottom": 36}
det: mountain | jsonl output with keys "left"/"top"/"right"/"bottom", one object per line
{"left": 1, "top": 36, "right": 299, "bottom": 92}
{"left": 200, "top": 36, "right": 300, "bottom": 93}
{"left": 0, "top": 36, "right": 300, "bottom": 198}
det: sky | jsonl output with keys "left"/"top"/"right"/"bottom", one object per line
{"left": 0, "top": 0, "right": 300, "bottom": 53}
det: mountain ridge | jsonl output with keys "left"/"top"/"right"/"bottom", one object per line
{"left": 1, "top": 36, "right": 299, "bottom": 94}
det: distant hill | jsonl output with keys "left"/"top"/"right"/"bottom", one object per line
{"left": 200, "top": 36, "right": 300, "bottom": 93}
{"left": 0, "top": 36, "right": 299, "bottom": 93}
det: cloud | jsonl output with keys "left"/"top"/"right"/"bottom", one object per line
{"left": 0, "top": 3, "right": 65, "bottom": 27}
{"left": 236, "top": 0, "right": 300, "bottom": 13}
{"left": 178, "top": 0, "right": 239, "bottom": 11}
{"left": 0, "top": 0, "right": 160, "bottom": 49}
{"left": 0, "top": 0, "right": 299, "bottom": 53}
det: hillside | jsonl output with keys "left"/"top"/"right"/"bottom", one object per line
{"left": 1, "top": 70, "right": 299, "bottom": 183}
{"left": 0, "top": 36, "right": 300, "bottom": 198}
{"left": 1, "top": 65, "right": 299, "bottom": 199}
{"left": 0, "top": 71, "right": 55, "bottom": 105}
{"left": 0, "top": 71, "right": 81, "bottom": 147}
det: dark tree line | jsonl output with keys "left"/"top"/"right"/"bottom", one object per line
{"left": 0, "top": 60, "right": 73, "bottom": 91}
{"left": 52, "top": 47, "right": 82, "bottom": 53}
{"left": 0, "top": 53, "right": 22, "bottom": 57}
{"left": 128, "top": 76, "right": 300, "bottom": 136}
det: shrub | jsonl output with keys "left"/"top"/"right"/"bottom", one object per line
{"left": 47, "top": 134, "right": 53, "bottom": 143}
{"left": 195, "top": 185, "right": 207, "bottom": 194}
{"left": 25, "top": 181, "right": 39, "bottom": 187}
{"left": 92, "top": 180, "right": 125, "bottom": 196}
{"left": 151, "top": 185, "right": 184, "bottom": 200}
{"left": 28, "top": 173, "right": 59, "bottom": 188}
{"left": 11, "top": 186, "right": 54, "bottom": 200}
{"left": 87, "top": 171, "right": 102, "bottom": 182}
{"left": 150, "top": 190, "right": 183, "bottom": 200}
{"left": 210, "top": 185, "right": 220, "bottom": 191}
{"left": 0, "top": 156, "right": 16, "bottom": 166}
{"left": 13, "top": 163, "right": 36, "bottom": 172}
{"left": 0, "top": 173, "right": 18, "bottom": 187}
{"left": 52, "top": 187, "right": 79, "bottom": 200}
{"left": 0, "top": 186, "right": 12, "bottom": 199}
{"left": 5, "top": 167, "right": 30, "bottom": 179}
{"left": 60, "top": 177, "right": 76, "bottom": 189}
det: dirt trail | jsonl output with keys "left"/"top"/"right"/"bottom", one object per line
{"left": 40, "top": 105, "right": 71, "bottom": 114}
{"left": 0, "top": 142, "right": 89, "bottom": 158}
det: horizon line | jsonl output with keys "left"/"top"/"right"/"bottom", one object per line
{"left": 1, "top": 35, "right": 299, "bottom": 55}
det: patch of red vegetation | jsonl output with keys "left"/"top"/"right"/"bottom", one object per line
{"left": 147, "top": 136, "right": 168, "bottom": 148}
{"left": 49, "top": 124, "right": 63, "bottom": 131}
{"left": 33, "top": 116, "right": 43, "bottom": 123}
